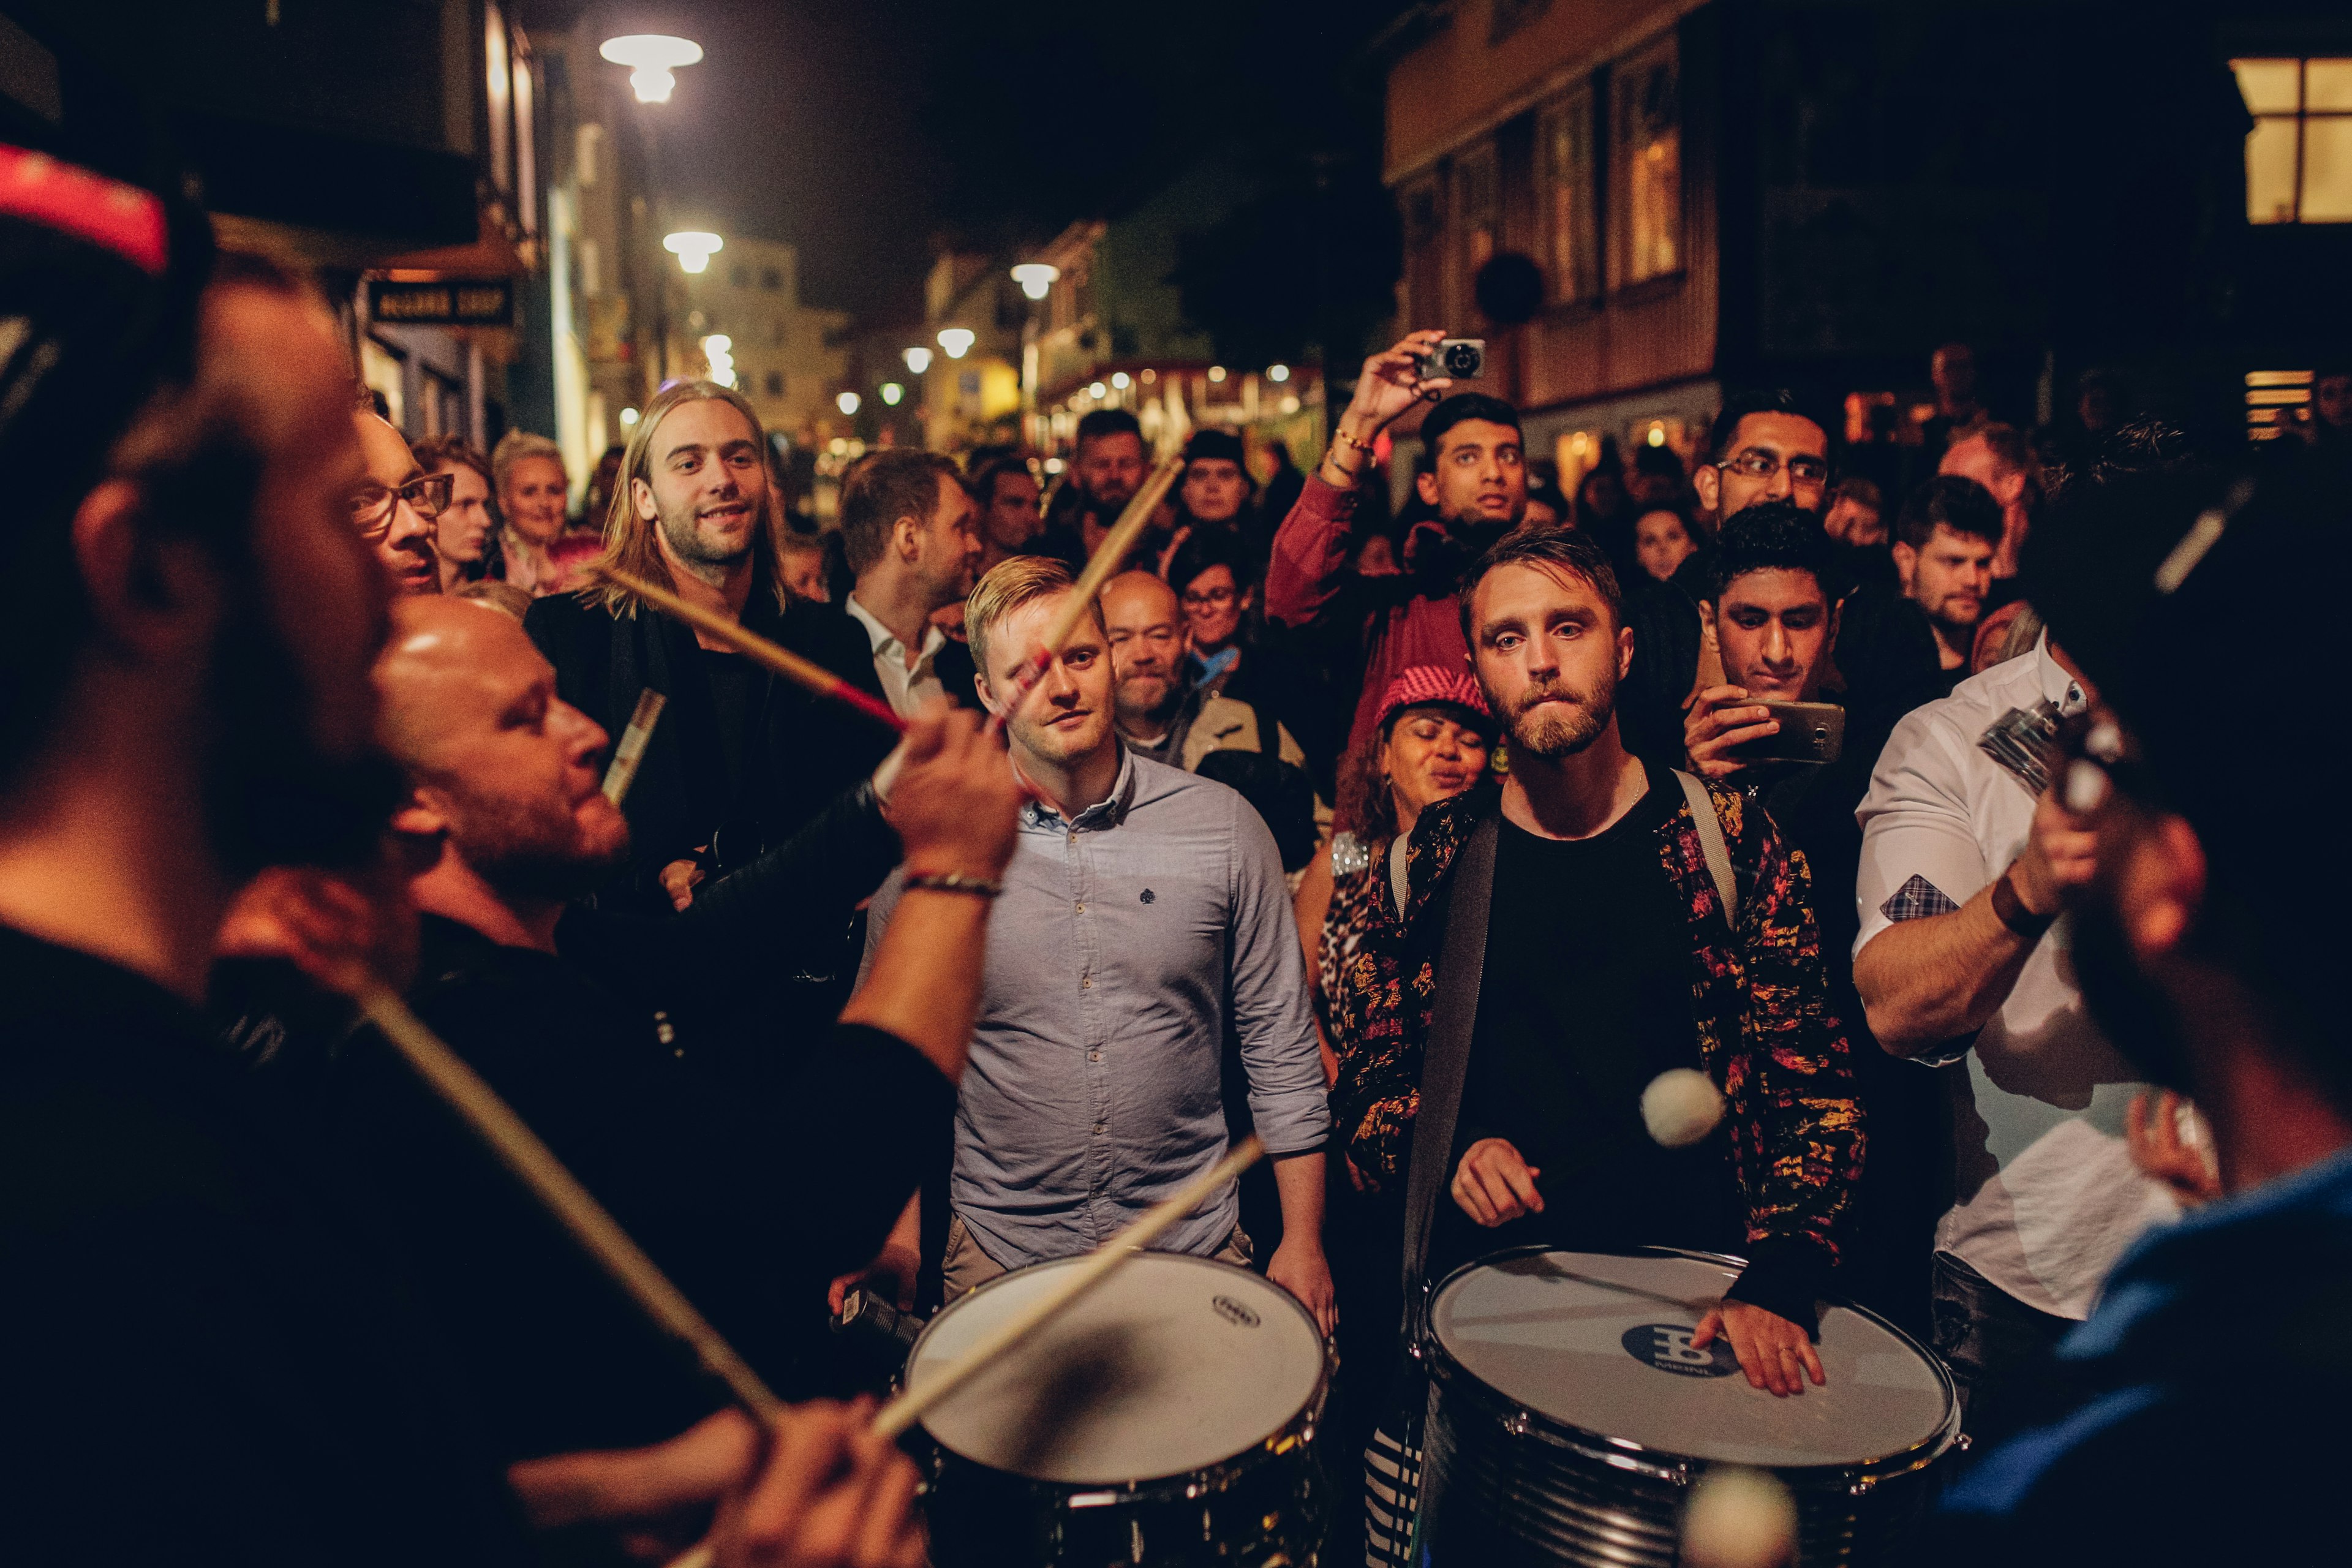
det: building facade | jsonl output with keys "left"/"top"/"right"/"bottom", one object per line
{"left": 1375, "top": 0, "right": 2352, "bottom": 488}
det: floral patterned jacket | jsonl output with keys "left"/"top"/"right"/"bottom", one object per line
{"left": 1329, "top": 778, "right": 1866, "bottom": 1278}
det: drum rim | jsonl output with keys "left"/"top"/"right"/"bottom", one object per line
{"left": 1422, "top": 1244, "right": 1962, "bottom": 1487}
{"left": 906, "top": 1250, "right": 1333, "bottom": 1498}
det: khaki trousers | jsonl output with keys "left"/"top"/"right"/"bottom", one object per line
{"left": 941, "top": 1213, "right": 1253, "bottom": 1302}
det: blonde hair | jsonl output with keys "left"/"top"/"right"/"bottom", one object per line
{"left": 965, "top": 555, "right": 1104, "bottom": 688}
{"left": 490, "top": 428, "right": 563, "bottom": 498}
{"left": 587, "top": 379, "right": 785, "bottom": 616}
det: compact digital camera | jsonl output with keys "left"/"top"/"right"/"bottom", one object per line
{"left": 1417, "top": 337, "right": 1486, "bottom": 381}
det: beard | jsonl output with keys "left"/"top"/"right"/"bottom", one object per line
{"left": 1504, "top": 664, "right": 1617, "bottom": 760}
{"left": 1114, "top": 668, "right": 1180, "bottom": 732}
{"left": 2068, "top": 889, "right": 2196, "bottom": 1093}
{"left": 658, "top": 496, "right": 754, "bottom": 571}
{"left": 202, "top": 595, "right": 406, "bottom": 880}
{"left": 448, "top": 785, "right": 631, "bottom": 904}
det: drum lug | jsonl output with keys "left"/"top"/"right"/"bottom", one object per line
{"left": 1847, "top": 1474, "right": 1879, "bottom": 1498}
{"left": 1504, "top": 1409, "right": 1532, "bottom": 1439}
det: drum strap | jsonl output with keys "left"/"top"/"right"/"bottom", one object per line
{"left": 1672, "top": 768, "right": 1739, "bottom": 930}
{"left": 1399, "top": 809, "right": 1500, "bottom": 1348}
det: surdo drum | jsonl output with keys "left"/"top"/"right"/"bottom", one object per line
{"left": 906, "top": 1252, "right": 1330, "bottom": 1566}
{"left": 1415, "top": 1250, "right": 1959, "bottom": 1566}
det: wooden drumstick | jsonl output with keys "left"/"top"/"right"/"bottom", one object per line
{"left": 591, "top": 565, "right": 907, "bottom": 735}
{"left": 870, "top": 1134, "right": 1265, "bottom": 1441}
{"left": 353, "top": 983, "right": 786, "bottom": 1422}
{"left": 986, "top": 454, "right": 1185, "bottom": 730}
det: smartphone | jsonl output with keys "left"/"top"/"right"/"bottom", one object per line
{"left": 1731, "top": 700, "right": 1845, "bottom": 764}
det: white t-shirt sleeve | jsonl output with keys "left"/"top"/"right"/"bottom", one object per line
{"left": 1853, "top": 707, "right": 1993, "bottom": 957}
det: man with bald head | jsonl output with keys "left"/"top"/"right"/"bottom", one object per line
{"left": 1101, "top": 570, "right": 1322, "bottom": 864}
{"left": 351, "top": 405, "right": 446, "bottom": 595}
{"left": 346, "top": 595, "right": 1025, "bottom": 1441}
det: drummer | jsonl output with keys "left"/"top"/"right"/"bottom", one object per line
{"left": 1332, "top": 530, "right": 1862, "bottom": 1397}
{"left": 1929, "top": 454, "right": 2352, "bottom": 1559}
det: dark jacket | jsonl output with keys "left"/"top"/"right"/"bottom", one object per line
{"left": 791, "top": 597, "right": 986, "bottom": 731}
{"left": 524, "top": 585, "right": 900, "bottom": 914}
{"left": 1936, "top": 1147, "right": 2352, "bottom": 1564}
{"left": 330, "top": 787, "right": 931, "bottom": 1455}
{"left": 1330, "top": 780, "right": 1865, "bottom": 1317}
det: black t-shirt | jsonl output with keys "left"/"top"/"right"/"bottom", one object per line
{"left": 701, "top": 647, "right": 759, "bottom": 815}
{"left": 1432, "top": 766, "right": 1744, "bottom": 1280}
{"left": 0, "top": 926, "right": 527, "bottom": 1567}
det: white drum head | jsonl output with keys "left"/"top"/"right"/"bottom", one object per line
{"left": 1431, "top": 1251, "right": 1950, "bottom": 1469}
{"left": 908, "top": 1253, "right": 1325, "bottom": 1485}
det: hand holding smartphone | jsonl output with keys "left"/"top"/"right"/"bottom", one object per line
{"left": 1684, "top": 686, "right": 1845, "bottom": 779}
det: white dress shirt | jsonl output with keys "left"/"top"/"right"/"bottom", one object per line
{"left": 1855, "top": 635, "right": 2176, "bottom": 1319}
{"left": 845, "top": 594, "right": 948, "bottom": 717}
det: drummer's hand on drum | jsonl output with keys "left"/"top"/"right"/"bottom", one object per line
{"left": 1268, "top": 1235, "right": 1339, "bottom": 1338}
{"left": 1452, "top": 1138, "right": 1544, "bottom": 1227}
{"left": 1691, "top": 1302, "right": 1824, "bottom": 1398}
{"left": 711, "top": 1400, "right": 927, "bottom": 1568}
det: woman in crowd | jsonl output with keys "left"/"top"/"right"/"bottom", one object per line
{"left": 1292, "top": 667, "right": 1496, "bottom": 1091}
{"left": 412, "top": 434, "right": 501, "bottom": 592}
{"left": 1634, "top": 503, "right": 1699, "bottom": 582}
{"left": 493, "top": 428, "right": 598, "bottom": 595}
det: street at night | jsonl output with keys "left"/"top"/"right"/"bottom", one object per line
{"left": 2, "top": 3, "right": 2349, "bottom": 1565}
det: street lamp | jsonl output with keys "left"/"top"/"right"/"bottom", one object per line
{"left": 1010, "top": 262, "right": 1060, "bottom": 301}
{"left": 937, "top": 327, "right": 976, "bottom": 360}
{"left": 837, "top": 391, "right": 862, "bottom": 416}
{"left": 880, "top": 382, "right": 904, "bottom": 405}
{"left": 701, "top": 333, "right": 735, "bottom": 388}
{"left": 903, "top": 345, "right": 933, "bottom": 374}
{"left": 665, "top": 231, "right": 723, "bottom": 274}
{"left": 600, "top": 34, "right": 703, "bottom": 104}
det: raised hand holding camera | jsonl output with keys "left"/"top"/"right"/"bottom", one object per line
{"left": 1320, "top": 328, "right": 1458, "bottom": 487}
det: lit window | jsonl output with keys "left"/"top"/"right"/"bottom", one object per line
{"left": 1539, "top": 88, "right": 1598, "bottom": 304}
{"left": 1613, "top": 34, "right": 1683, "bottom": 285}
{"left": 2244, "top": 369, "right": 2312, "bottom": 441}
{"left": 2233, "top": 58, "right": 2352, "bottom": 224}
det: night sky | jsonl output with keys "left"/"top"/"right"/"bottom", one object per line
{"left": 635, "top": 0, "right": 1396, "bottom": 322}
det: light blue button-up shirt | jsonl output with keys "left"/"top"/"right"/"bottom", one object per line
{"left": 862, "top": 748, "right": 1328, "bottom": 1270}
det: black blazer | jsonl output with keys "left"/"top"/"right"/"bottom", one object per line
{"left": 794, "top": 598, "right": 987, "bottom": 721}
{"left": 524, "top": 586, "right": 899, "bottom": 913}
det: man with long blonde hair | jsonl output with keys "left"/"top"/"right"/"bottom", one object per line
{"left": 525, "top": 380, "right": 880, "bottom": 917}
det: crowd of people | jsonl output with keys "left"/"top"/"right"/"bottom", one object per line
{"left": 7, "top": 147, "right": 2352, "bottom": 1568}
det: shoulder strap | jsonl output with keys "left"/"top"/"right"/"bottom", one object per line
{"left": 1673, "top": 769, "right": 1738, "bottom": 931}
{"left": 1399, "top": 810, "right": 1500, "bottom": 1344}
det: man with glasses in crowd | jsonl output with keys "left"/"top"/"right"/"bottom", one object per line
{"left": 1691, "top": 390, "right": 1833, "bottom": 528}
{"left": 352, "top": 402, "right": 448, "bottom": 596}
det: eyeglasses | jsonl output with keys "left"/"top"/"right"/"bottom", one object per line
{"left": 349, "top": 472, "right": 454, "bottom": 539}
{"left": 1716, "top": 450, "right": 1831, "bottom": 485}
{"left": 1182, "top": 586, "right": 1237, "bottom": 608}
